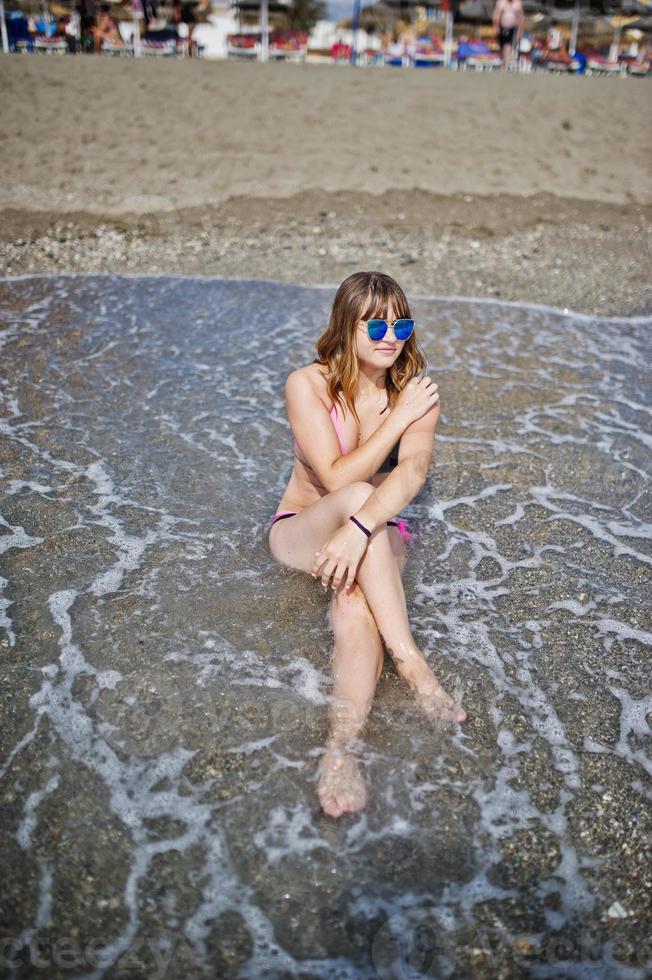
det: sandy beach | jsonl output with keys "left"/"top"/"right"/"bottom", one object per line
{"left": 1, "top": 51, "right": 652, "bottom": 980}
{"left": 1, "top": 56, "right": 651, "bottom": 313}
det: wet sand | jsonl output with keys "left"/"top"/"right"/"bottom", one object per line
{"left": 1, "top": 276, "right": 651, "bottom": 977}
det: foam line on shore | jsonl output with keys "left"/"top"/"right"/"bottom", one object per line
{"left": 1, "top": 272, "right": 651, "bottom": 324}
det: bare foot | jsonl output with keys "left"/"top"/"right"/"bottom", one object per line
{"left": 317, "top": 746, "right": 367, "bottom": 818}
{"left": 413, "top": 679, "right": 467, "bottom": 733}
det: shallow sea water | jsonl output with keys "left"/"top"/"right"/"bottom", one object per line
{"left": 0, "top": 274, "right": 651, "bottom": 979}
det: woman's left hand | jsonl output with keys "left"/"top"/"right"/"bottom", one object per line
{"left": 312, "top": 521, "right": 369, "bottom": 593}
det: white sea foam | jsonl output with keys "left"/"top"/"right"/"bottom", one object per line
{"left": 0, "top": 276, "right": 649, "bottom": 978}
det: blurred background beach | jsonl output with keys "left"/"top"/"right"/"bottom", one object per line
{"left": 1, "top": 0, "right": 651, "bottom": 312}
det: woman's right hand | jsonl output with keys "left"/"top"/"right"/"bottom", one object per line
{"left": 312, "top": 520, "right": 369, "bottom": 593}
{"left": 392, "top": 375, "right": 440, "bottom": 427}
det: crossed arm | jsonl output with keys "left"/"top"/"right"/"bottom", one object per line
{"left": 285, "top": 370, "right": 440, "bottom": 530}
{"left": 354, "top": 404, "right": 439, "bottom": 531}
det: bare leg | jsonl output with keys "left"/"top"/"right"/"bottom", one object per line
{"left": 269, "top": 482, "right": 466, "bottom": 755}
{"left": 352, "top": 523, "right": 467, "bottom": 730}
{"left": 317, "top": 584, "right": 384, "bottom": 818}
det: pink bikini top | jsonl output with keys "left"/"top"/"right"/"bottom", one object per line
{"left": 294, "top": 400, "right": 400, "bottom": 474}
{"left": 295, "top": 403, "right": 347, "bottom": 460}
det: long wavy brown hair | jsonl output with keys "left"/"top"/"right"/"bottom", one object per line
{"left": 314, "top": 271, "right": 428, "bottom": 430}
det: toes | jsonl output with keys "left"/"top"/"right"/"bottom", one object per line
{"left": 320, "top": 789, "right": 356, "bottom": 819}
{"left": 319, "top": 790, "right": 343, "bottom": 817}
{"left": 421, "top": 700, "right": 467, "bottom": 732}
{"left": 339, "top": 789, "right": 367, "bottom": 815}
{"left": 418, "top": 686, "right": 467, "bottom": 726}
{"left": 318, "top": 752, "right": 367, "bottom": 817}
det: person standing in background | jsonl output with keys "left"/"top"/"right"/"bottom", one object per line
{"left": 79, "top": 0, "right": 96, "bottom": 48}
{"left": 65, "top": 8, "right": 81, "bottom": 52}
{"left": 171, "top": 0, "right": 196, "bottom": 56}
{"left": 493, "top": 0, "right": 524, "bottom": 71}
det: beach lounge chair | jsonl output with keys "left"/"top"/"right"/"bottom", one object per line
{"left": 457, "top": 40, "right": 501, "bottom": 70}
{"left": 33, "top": 35, "right": 68, "bottom": 53}
{"left": 102, "top": 37, "right": 133, "bottom": 55}
{"left": 586, "top": 56, "right": 626, "bottom": 76}
{"left": 382, "top": 40, "right": 406, "bottom": 66}
{"left": 543, "top": 58, "right": 580, "bottom": 72}
{"left": 140, "top": 27, "right": 178, "bottom": 55}
{"left": 628, "top": 60, "right": 650, "bottom": 76}
{"left": 359, "top": 48, "right": 383, "bottom": 66}
{"left": 269, "top": 29, "right": 308, "bottom": 62}
{"left": 465, "top": 52, "right": 502, "bottom": 70}
{"left": 414, "top": 52, "right": 445, "bottom": 67}
{"left": 227, "top": 33, "right": 260, "bottom": 59}
{"left": 141, "top": 38, "right": 176, "bottom": 55}
{"left": 413, "top": 39, "right": 445, "bottom": 67}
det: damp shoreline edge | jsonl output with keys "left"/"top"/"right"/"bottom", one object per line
{"left": 1, "top": 271, "right": 651, "bottom": 326}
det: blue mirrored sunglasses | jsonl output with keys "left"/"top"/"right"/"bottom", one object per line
{"left": 363, "top": 318, "right": 415, "bottom": 342}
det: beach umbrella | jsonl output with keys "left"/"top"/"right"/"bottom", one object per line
{"left": 1, "top": 0, "right": 9, "bottom": 53}
{"left": 350, "top": 0, "right": 361, "bottom": 62}
{"left": 336, "top": 3, "right": 395, "bottom": 33}
{"left": 260, "top": 0, "right": 268, "bottom": 60}
{"left": 131, "top": 0, "right": 142, "bottom": 54}
{"left": 457, "top": 0, "right": 492, "bottom": 23}
{"left": 569, "top": 0, "right": 579, "bottom": 56}
{"left": 608, "top": 13, "right": 640, "bottom": 61}
{"left": 444, "top": 3, "right": 453, "bottom": 65}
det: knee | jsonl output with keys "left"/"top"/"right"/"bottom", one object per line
{"left": 341, "top": 481, "right": 376, "bottom": 515}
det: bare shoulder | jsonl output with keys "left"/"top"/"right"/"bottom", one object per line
{"left": 285, "top": 363, "right": 330, "bottom": 408}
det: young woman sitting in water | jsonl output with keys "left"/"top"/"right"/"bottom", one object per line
{"left": 268, "top": 271, "right": 467, "bottom": 818}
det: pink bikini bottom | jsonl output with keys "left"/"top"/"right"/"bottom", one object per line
{"left": 270, "top": 511, "right": 413, "bottom": 543}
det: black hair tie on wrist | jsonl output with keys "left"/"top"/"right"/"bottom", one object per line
{"left": 349, "top": 515, "right": 371, "bottom": 538}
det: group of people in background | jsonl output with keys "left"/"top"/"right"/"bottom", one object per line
{"left": 27, "top": 0, "right": 206, "bottom": 57}
{"left": 8, "top": 0, "right": 652, "bottom": 71}
{"left": 490, "top": 0, "right": 587, "bottom": 72}
{"left": 370, "top": 3, "right": 650, "bottom": 75}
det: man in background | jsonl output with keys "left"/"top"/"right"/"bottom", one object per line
{"left": 493, "top": 0, "right": 524, "bottom": 71}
